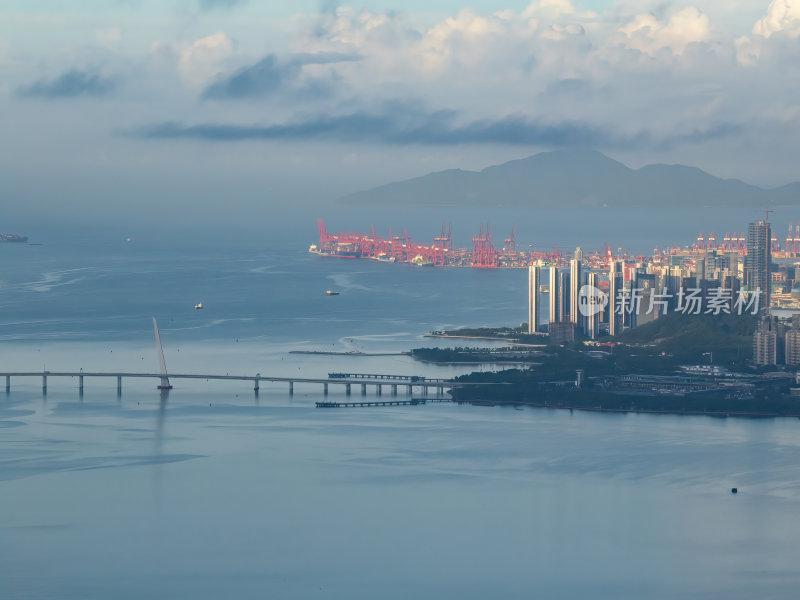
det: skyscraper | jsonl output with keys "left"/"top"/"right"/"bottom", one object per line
{"left": 559, "top": 270, "right": 570, "bottom": 325}
{"left": 528, "top": 265, "right": 540, "bottom": 334}
{"left": 587, "top": 272, "right": 600, "bottom": 339}
{"left": 548, "top": 266, "right": 559, "bottom": 325}
{"left": 609, "top": 261, "right": 622, "bottom": 336}
{"left": 570, "top": 254, "right": 582, "bottom": 333}
{"left": 746, "top": 220, "right": 771, "bottom": 313}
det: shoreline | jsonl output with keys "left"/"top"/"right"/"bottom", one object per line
{"left": 455, "top": 398, "right": 800, "bottom": 418}
{"left": 289, "top": 350, "right": 410, "bottom": 356}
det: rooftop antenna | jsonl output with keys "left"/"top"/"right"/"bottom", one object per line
{"left": 152, "top": 316, "right": 173, "bottom": 390}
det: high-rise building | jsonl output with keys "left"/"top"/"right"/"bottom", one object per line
{"left": 633, "top": 272, "right": 656, "bottom": 328}
{"left": 548, "top": 266, "right": 559, "bottom": 325}
{"left": 587, "top": 272, "right": 600, "bottom": 339}
{"left": 786, "top": 316, "right": 800, "bottom": 366}
{"left": 528, "top": 265, "right": 541, "bottom": 334}
{"left": 559, "top": 270, "right": 570, "bottom": 324}
{"left": 570, "top": 255, "right": 583, "bottom": 333}
{"left": 609, "top": 261, "right": 622, "bottom": 336}
{"left": 754, "top": 316, "right": 777, "bottom": 366}
{"left": 746, "top": 220, "right": 771, "bottom": 313}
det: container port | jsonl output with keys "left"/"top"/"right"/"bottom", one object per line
{"left": 312, "top": 219, "right": 800, "bottom": 271}
{"left": 310, "top": 219, "right": 558, "bottom": 268}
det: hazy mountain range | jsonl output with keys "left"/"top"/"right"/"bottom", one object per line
{"left": 341, "top": 149, "right": 800, "bottom": 208}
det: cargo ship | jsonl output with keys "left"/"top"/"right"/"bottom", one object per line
{"left": 0, "top": 234, "right": 28, "bottom": 243}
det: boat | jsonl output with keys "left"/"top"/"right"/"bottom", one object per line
{"left": 0, "top": 234, "right": 28, "bottom": 243}
{"left": 411, "top": 255, "right": 434, "bottom": 267}
{"left": 326, "top": 290, "right": 340, "bottom": 296}
{"left": 194, "top": 302, "right": 203, "bottom": 310}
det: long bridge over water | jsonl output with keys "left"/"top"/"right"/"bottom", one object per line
{"left": 0, "top": 319, "right": 487, "bottom": 399}
{"left": 0, "top": 371, "right": 466, "bottom": 397}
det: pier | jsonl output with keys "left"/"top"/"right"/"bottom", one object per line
{"left": 0, "top": 371, "right": 464, "bottom": 397}
{"left": 316, "top": 399, "right": 427, "bottom": 408}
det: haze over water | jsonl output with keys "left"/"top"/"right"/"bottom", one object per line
{"left": 2, "top": 211, "right": 800, "bottom": 599}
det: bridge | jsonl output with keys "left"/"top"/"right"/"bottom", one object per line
{"left": 0, "top": 371, "right": 466, "bottom": 397}
{"left": 0, "top": 319, "right": 489, "bottom": 399}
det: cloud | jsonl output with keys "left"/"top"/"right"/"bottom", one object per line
{"left": 618, "top": 7, "right": 712, "bottom": 56}
{"left": 736, "top": 1, "right": 800, "bottom": 64}
{"left": 130, "top": 107, "right": 741, "bottom": 151}
{"left": 17, "top": 69, "right": 117, "bottom": 99}
{"left": 753, "top": 0, "right": 800, "bottom": 38}
{"left": 177, "top": 31, "right": 235, "bottom": 87}
{"left": 197, "top": 0, "right": 246, "bottom": 10}
{"left": 202, "top": 52, "right": 361, "bottom": 99}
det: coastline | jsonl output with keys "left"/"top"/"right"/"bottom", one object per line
{"left": 454, "top": 398, "right": 800, "bottom": 418}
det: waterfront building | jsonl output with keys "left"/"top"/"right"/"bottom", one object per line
{"left": 632, "top": 272, "right": 657, "bottom": 328}
{"left": 528, "top": 265, "right": 541, "bottom": 334}
{"left": 746, "top": 220, "right": 771, "bottom": 312}
{"left": 558, "top": 270, "right": 570, "bottom": 325}
{"left": 548, "top": 266, "right": 559, "bottom": 325}
{"left": 570, "top": 253, "right": 583, "bottom": 333}
{"left": 786, "top": 316, "right": 800, "bottom": 366}
{"left": 609, "top": 261, "right": 622, "bottom": 336}
{"left": 587, "top": 272, "right": 600, "bottom": 339}
{"left": 754, "top": 316, "right": 777, "bottom": 366}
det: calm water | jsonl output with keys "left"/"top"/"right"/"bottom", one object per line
{"left": 2, "top": 215, "right": 800, "bottom": 599}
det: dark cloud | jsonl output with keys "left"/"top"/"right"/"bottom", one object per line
{"left": 203, "top": 52, "right": 361, "bottom": 99}
{"left": 133, "top": 109, "right": 650, "bottom": 148}
{"left": 17, "top": 70, "right": 117, "bottom": 99}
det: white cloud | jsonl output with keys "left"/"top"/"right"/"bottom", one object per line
{"left": 419, "top": 9, "right": 514, "bottom": 71}
{"left": 523, "top": 0, "right": 577, "bottom": 19}
{"left": 753, "top": 0, "right": 800, "bottom": 38}
{"left": 618, "top": 7, "right": 712, "bottom": 56}
{"left": 735, "top": 1, "right": 800, "bottom": 65}
{"left": 177, "top": 31, "right": 236, "bottom": 87}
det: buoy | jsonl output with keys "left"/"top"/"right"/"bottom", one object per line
{"left": 731, "top": 488, "right": 738, "bottom": 494}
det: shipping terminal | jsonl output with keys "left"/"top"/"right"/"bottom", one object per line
{"left": 311, "top": 218, "right": 800, "bottom": 272}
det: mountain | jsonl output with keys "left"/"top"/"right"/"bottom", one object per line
{"left": 341, "top": 149, "right": 799, "bottom": 208}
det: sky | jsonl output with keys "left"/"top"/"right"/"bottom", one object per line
{"left": 1, "top": 0, "right": 799, "bottom": 225}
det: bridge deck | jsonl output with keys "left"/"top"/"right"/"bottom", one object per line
{"left": 0, "top": 372, "right": 466, "bottom": 387}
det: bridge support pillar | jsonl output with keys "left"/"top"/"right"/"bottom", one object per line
{"left": 117, "top": 375, "right": 122, "bottom": 396}
{"left": 289, "top": 381, "right": 294, "bottom": 396}
{"left": 42, "top": 374, "right": 47, "bottom": 395}
{"left": 377, "top": 384, "right": 382, "bottom": 396}
{"left": 79, "top": 375, "right": 84, "bottom": 395}
{"left": 254, "top": 379, "right": 259, "bottom": 393}
{"left": 345, "top": 384, "right": 351, "bottom": 396}
{"left": 391, "top": 384, "right": 397, "bottom": 396}
{"left": 323, "top": 383, "right": 328, "bottom": 396}
{"left": 437, "top": 386, "right": 443, "bottom": 396}
{"left": 423, "top": 386, "right": 428, "bottom": 396}
{"left": 361, "top": 384, "right": 367, "bottom": 395}
{"left": 407, "top": 384, "right": 413, "bottom": 395}
{"left": 5, "top": 375, "right": 9, "bottom": 394}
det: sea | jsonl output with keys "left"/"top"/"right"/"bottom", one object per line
{"left": 2, "top": 205, "right": 800, "bottom": 599}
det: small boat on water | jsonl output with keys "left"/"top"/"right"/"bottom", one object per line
{"left": 194, "top": 302, "right": 204, "bottom": 310}
{"left": 0, "top": 233, "right": 28, "bottom": 243}
{"left": 326, "top": 290, "right": 340, "bottom": 296}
